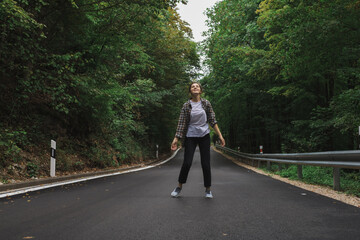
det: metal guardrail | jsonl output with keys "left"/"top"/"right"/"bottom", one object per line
{"left": 215, "top": 145, "right": 360, "bottom": 191}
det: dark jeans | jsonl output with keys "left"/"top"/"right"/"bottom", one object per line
{"left": 178, "top": 134, "right": 211, "bottom": 188}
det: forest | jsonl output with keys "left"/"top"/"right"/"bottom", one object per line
{"left": 0, "top": 0, "right": 198, "bottom": 179}
{"left": 1, "top": 0, "right": 360, "bottom": 182}
{"left": 203, "top": 0, "right": 360, "bottom": 153}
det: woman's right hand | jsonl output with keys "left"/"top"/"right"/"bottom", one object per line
{"left": 171, "top": 137, "right": 178, "bottom": 151}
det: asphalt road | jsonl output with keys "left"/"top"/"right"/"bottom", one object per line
{"left": 1, "top": 148, "right": 359, "bottom": 240}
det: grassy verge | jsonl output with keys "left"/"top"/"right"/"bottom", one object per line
{"left": 260, "top": 164, "right": 360, "bottom": 197}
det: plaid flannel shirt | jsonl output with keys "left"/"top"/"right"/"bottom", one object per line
{"left": 175, "top": 98, "right": 217, "bottom": 139}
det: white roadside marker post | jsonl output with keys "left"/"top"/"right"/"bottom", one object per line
{"left": 50, "top": 140, "right": 56, "bottom": 177}
{"left": 257, "top": 145, "right": 263, "bottom": 168}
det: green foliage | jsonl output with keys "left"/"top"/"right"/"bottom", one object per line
{"left": 0, "top": 129, "right": 27, "bottom": 167}
{"left": 341, "top": 171, "right": 360, "bottom": 197}
{"left": 1, "top": 177, "right": 9, "bottom": 184}
{"left": 88, "top": 146, "right": 115, "bottom": 168}
{"left": 278, "top": 165, "right": 298, "bottom": 179}
{"left": 331, "top": 87, "right": 360, "bottom": 134}
{"left": 0, "top": 0, "right": 198, "bottom": 173}
{"left": 266, "top": 164, "right": 360, "bottom": 197}
{"left": 56, "top": 149, "right": 73, "bottom": 172}
{"left": 74, "top": 161, "right": 85, "bottom": 171}
{"left": 26, "top": 162, "right": 39, "bottom": 178}
{"left": 203, "top": 0, "right": 360, "bottom": 152}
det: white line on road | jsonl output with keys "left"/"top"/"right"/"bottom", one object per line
{"left": 0, "top": 148, "right": 180, "bottom": 199}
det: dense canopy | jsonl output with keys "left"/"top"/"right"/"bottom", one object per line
{"left": 203, "top": 0, "right": 360, "bottom": 153}
{"left": 0, "top": 0, "right": 198, "bottom": 173}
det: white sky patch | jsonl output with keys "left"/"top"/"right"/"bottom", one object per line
{"left": 177, "top": 0, "right": 219, "bottom": 43}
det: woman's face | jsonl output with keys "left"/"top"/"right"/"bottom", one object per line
{"left": 190, "top": 83, "right": 202, "bottom": 95}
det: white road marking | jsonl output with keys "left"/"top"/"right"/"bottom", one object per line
{"left": 0, "top": 148, "right": 180, "bottom": 199}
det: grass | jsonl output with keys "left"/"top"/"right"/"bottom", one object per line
{"left": 261, "top": 164, "right": 360, "bottom": 197}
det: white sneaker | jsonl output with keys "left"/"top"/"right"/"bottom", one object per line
{"left": 205, "top": 190, "right": 213, "bottom": 199}
{"left": 171, "top": 187, "right": 182, "bottom": 197}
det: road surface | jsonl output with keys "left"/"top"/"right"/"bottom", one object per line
{"left": 1, "top": 148, "right": 359, "bottom": 239}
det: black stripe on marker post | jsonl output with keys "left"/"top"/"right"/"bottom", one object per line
{"left": 51, "top": 148, "right": 56, "bottom": 158}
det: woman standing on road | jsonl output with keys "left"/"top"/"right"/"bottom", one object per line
{"left": 170, "top": 82, "right": 225, "bottom": 198}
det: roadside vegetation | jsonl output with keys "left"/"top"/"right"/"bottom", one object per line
{"left": 260, "top": 164, "right": 360, "bottom": 197}
{"left": 204, "top": 0, "right": 360, "bottom": 197}
{"left": 0, "top": 0, "right": 197, "bottom": 182}
{"left": 2, "top": 0, "right": 360, "bottom": 191}
{"left": 203, "top": 0, "right": 360, "bottom": 153}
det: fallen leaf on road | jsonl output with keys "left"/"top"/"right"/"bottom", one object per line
{"left": 23, "top": 236, "right": 35, "bottom": 239}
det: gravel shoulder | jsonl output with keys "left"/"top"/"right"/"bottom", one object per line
{"left": 213, "top": 147, "right": 360, "bottom": 208}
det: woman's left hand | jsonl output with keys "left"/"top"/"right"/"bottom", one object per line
{"left": 213, "top": 124, "right": 225, "bottom": 147}
{"left": 219, "top": 136, "right": 225, "bottom": 147}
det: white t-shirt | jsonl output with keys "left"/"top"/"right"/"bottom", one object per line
{"left": 186, "top": 101, "right": 210, "bottom": 137}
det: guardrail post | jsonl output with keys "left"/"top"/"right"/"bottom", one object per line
{"left": 278, "top": 164, "right": 282, "bottom": 171}
{"left": 297, "top": 165, "right": 303, "bottom": 179}
{"left": 267, "top": 161, "right": 271, "bottom": 171}
{"left": 333, "top": 167, "right": 341, "bottom": 191}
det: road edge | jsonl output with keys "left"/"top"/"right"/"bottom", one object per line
{"left": 212, "top": 146, "right": 360, "bottom": 208}
{"left": 0, "top": 148, "right": 181, "bottom": 199}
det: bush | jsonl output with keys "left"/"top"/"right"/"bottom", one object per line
{"left": 26, "top": 162, "right": 39, "bottom": 178}
{"left": 0, "top": 129, "right": 27, "bottom": 167}
{"left": 263, "top": 164, "right": 360, "bottom": 197}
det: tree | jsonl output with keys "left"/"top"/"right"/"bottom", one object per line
{"left": 0, "top": 0, "right": 199, "bottom": 172}
{"left": 203, "top": 0, "right": 360, "bottom": 153}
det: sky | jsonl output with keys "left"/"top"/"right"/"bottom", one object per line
{"left": 176, "top": 0, "right": 220, "bottom": 43}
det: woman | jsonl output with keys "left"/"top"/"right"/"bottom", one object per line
{"left": 170, "top": 82, "right": 225, "bottom": 198}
